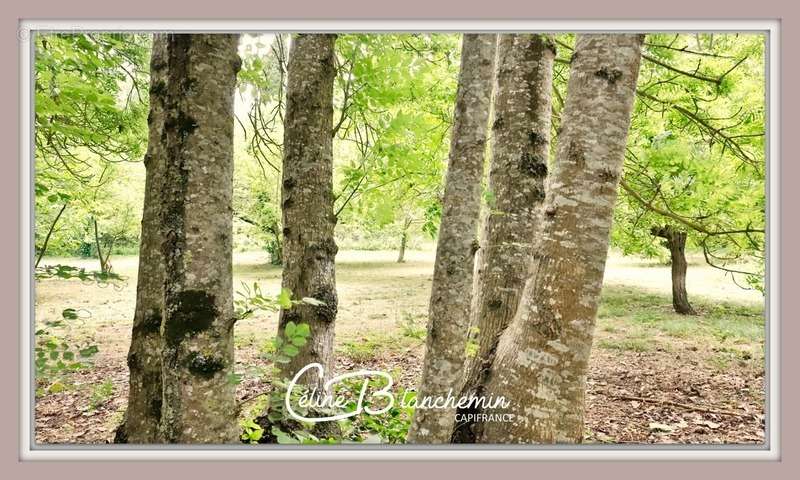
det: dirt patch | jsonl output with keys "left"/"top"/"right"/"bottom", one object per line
{"left": 33, "top": 250, "right": 765, "bottom": 445}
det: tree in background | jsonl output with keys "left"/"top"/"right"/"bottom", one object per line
{"left": 408, "top": 34, "right": 497, "bottom": 443}
{"left": 158, "top": 34, "right": 241, "bottom": 443}
{"left": 277, "top": 34, "right": 339, "bottom": 387}
{"left": 235, "top": 34, "right": 288, "bottom": 265}
{"left": 612, "top": 33, "right": 766, "bottom": 311}
{"left": 34, "top": 33, "right": 149, "bottom": 265}
{"left": 332, "top": 34, "right": 460, "bottom": 258}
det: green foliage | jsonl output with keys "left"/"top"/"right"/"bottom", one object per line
{"left": 89, "top": 379, "right": 115, "bottom": 410}
{"left": 35, "top": 264, "right": 123, "bottom": 285}
{"left": 332, "top": 34, "right": 460, "bottom": 247}
{"left": 35, "top": 306, "right": 100, "bottom": 396}
{"left": 239, "top": 418, "right": 264, "bottom": 444}
{"left": 35, "top": 33, "right": 149, "bottom": 262}
{"left": 607, "top": 33, "right": 766, "bottom": 291}
{"left": 234, "top": 284, "right": 301, "bottom": 321}
{"left": 235, "top": 285, "right": 338, "bottom": 444}
{"left": 398, "top": 312, "right": 426, "bottom": 340}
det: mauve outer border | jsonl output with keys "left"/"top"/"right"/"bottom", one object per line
{"left": 1, "top": 0, "right": 796, "bottom": 477}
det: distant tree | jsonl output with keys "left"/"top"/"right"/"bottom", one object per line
{"left": 332, "top": 34, "right": 460, "bottom": 256}
{"left": 611, "top": 33, "right": 766, "bottom": 310}
{"left": 34, "top": 33, "right": 149, "bottom": 263}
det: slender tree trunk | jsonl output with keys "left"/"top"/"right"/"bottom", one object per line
{"left": 472, "top": 34, "right": 644, "bottom": 444}
{"left": 35, "top": 202, "right": 67, "bottom": 268}
{"left": 278, "top": 34, "right": 338, "bottom": 388}
{"left": 454, "top": 34, "right": 555, "bottom": 441}
{"left": 159, "top": 33, "right": 241, "bottom": 443}
{"left": 397, "top": 217, "right": 411, "bottom": 263}
{"left": 408, "top": 34, "right": 497, "bottom": 444}
{"left": 653, "top": 226, "right": 697, "bottom": 315}
{"left": 118, "top": 34, "right": 169, "bottom": 444}
{"left": 92, "top": 218, "right": 109, "bottom": 273}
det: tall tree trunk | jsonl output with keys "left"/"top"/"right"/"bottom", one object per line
{"left": 159, "top": 33, "right": 241, "bottom": 443}
{"left": 408, "top": 33, "right": 497, "bottom": 444}
{"left": 454, "top": 34, "right": 555, "bottom": 441}
{"left": 397, "top": 217, "right": 412, "bottom": 263}
{"left": 118, "top": 34, "right": 169, "bottom": 444}
{"left": 653, "top": 225, "right": 697, "bottom": 315}
{"left": 472, "top": 34, "right": 644, "bottom": 444}
{"left": 278, "top": 34, "right": 338, "bottom": 388}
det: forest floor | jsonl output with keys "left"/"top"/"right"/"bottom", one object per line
{"left": 33, "top": 249, "right": 766, "bottom": 445}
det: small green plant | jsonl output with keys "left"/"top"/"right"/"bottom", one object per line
{"left": 398, "top": 312, "right": 426, "bottom": 340}
{"left": 341, "top": 339, "right": 379, "bottom": 363}
{"left": 89, "top": 379, "right": 115, "bottom": 410}
{"left": 236, "top": 284, "right": 337, "bottom": 444}
{"left": 240, "top": 418, "right": 264, "bottom": 444}
{"left": 465, "top": 326, "right": 480, "bottom": 358}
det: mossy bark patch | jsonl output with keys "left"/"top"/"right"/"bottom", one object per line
{"left": 164, "top": 290, "right": 218, "bottom": 347}
{"left": 186, "top": 351, "right": 227, "bottom": 379}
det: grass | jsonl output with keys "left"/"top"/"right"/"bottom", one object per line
{"left": 595, "top": 284, "right": 764, "bottom": 365}
{"left": 35, "top": 249, "right": 765, "bottom": 385}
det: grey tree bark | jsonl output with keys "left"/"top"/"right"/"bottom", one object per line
{"left": 397, "top": 217, "right": 412, "bottom": 263}
{"left": 158, "top": 33, "right": 241, "bottom": 443}
{"left": 653, "top": 225, "right": 697, "bottom": 315}
{"left": 454, "top": 34, "right": 555, "bottom": 442}
{"left": 119, "top": 34, "right": 168, "bottom": 444}
{"left": 473, "top": 34, "right": 644, "bottom": 444}
{"left": 278, "top": 34, "right": 339, "bottom": 388}
{"left": 407, "top": 34, "right": 497, "bottom": 444}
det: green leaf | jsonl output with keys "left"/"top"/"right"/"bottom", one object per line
{"left": 283, "top": 344, "right": 300, "bottom": 357}
{"left": 295, "top": 323, "right": 311, "bottom": 338}
{"left": 79, "top": 345, "right": 99, "bottom": 358}
{"left": 278, "top": 288, "right": 293, "bottom": 309}
{"left": 284, "top": 321, "right": 297, "bottom": 338}
{"left": 48, "top": 382, "right": 66, "bottom": 394}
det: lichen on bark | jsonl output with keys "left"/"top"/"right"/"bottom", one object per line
{"left": 158, "top": 33, "right": 241, "bottom": 444}
{"left": 408, "top": 33, "right": 497, "bottom": 444}
{"left": 120, "top": 34, "right": 168, "bottom": 444}
{"left": 454, "top": 34, "right": 556, "bottom": 442}
{"left": 472, "top": 34, "right": 644, "bottom": 444}
{"left": 278, "top": 34, "right": 339, "bottom": 390}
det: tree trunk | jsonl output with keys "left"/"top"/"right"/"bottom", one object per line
{"left": 278, "top": 34, "right": 338, "bottom": 388}
{"left": 653, "top": 226, "right": 697, "bottom": 315}
{"left": 118, "top": 34, "right": 169, "bottom": 444}
{"left": 159, "top": 33, "right": 241, "bottom": 443}
{"left": 408, "top": 33, "right": 497, "bottom": 444}
{"left": 397, "top": 217, "right": 411, "bottom": 263}
{"left": 470, "top": 34, "right": 643, "bottom": 444}
{"left": 35, "top": 202, "right": 68, "bottom": 268}
{"left": 92, "top": 218, "right": 112, "bottom": 274}
{"left": 454, "top": 34, "right": 555, "bottom": 441}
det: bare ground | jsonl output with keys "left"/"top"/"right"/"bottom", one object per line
{"left": 33, "top": 250, "right": 765, "bottom": 444}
